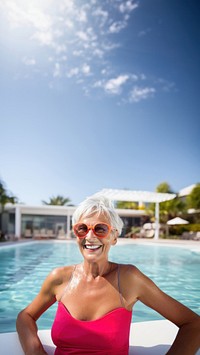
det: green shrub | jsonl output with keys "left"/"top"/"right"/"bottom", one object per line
{"left": 169, "top": 224, "right": 200, "bottom": 235}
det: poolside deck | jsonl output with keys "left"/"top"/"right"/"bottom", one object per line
{"left": 2, "top": 236, "right": 200, "bottom": 254}
{"left": 1, "top": 320, "right": 200, "bottom": 354}
{"left": 0, "top": 320, "right": 179, "bottom": 354}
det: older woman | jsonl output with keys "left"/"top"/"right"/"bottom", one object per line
{"left": 16, "top": 195, "right": 200, "bottom": 354}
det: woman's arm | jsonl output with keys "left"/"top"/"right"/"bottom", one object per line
{"left": 128, "top": 266, "right": 200, "bottom": 355}
{"left": 16, "top": 269, "right": 59, "bottom": 355}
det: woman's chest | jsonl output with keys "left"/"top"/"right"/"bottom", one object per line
{"left": 60, "top": 277, "right": 121, "bottom": 321}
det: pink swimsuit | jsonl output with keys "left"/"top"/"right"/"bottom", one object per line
{"left": 51, "top": 265, "right": 132, "bottom": 354}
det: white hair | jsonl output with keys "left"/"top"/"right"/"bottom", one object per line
{"left": 72, "top": 194, "right": 124, "bottom": 235}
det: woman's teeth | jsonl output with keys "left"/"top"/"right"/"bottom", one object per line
{"left": 84, "top": 245, "right": 102, "bottom": 250}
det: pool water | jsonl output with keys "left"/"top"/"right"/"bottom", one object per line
{"left": 0, "top": 241, "right": 199, "bottom": 333}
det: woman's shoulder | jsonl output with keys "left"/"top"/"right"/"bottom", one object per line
{"left": 119, "top": 263, "right": 140, "bottom": 273}
{"left": 46, "top": 264, "right": 76, "bottom": 287}
{"left": 119, "top": 263, "right": 147, "bottom": 282}
{"left": 118, "top": 264, "right": 151, "bottom": 304}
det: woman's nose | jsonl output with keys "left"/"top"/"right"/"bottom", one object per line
{"left": 85, "top": 229, "right": 96, "bottom": 239}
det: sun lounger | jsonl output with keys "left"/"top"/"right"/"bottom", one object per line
{"left": 24, "top": 229, "right": 32, "bottom": 238}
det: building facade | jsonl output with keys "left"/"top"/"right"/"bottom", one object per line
{"left": 2, "top": 204, "right": 148, "bottom": 239}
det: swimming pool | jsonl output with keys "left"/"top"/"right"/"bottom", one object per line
{"left": 0, "top": 241, "right": 199, "bottom": 333}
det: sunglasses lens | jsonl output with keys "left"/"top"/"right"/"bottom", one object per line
{"left": 94, "top": 223, "right": 109, "bottom": 237}
{"left": 74, "top": 223, "right": 88, "bottom": 237}
{"left": 74, "top": 223, "right": 111, "bottom": 238}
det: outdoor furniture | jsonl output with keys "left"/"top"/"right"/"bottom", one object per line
{"left": 193, "top": 231, "right": 200, "bottom": 241}
{"left": 33, "top": 229, "right": 40, "bottom": 238}
{"left": 47, "top": 230, "right": 56, "bottom": 238}
{"left": 57, "top": 228, "right": 65, "bottom": 239}
{"left": 24, "top": 229, "right": 32, "bottom": 238}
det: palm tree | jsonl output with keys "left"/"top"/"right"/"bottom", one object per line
{"left": 42, "top": 195, "right": 71, "bottom": 206}
{"left": 0, "top": 179, "right": 17, "bottom": 240}
{"left": 147, "top": 182, "right": 186, "bottom": 224}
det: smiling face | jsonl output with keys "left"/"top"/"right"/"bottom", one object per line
{"left": 76, "top": 212, "right": 118, "bottom": 264}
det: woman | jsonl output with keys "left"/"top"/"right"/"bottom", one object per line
{"left": 16, "top": 195, "right": 200, "bottom": 355}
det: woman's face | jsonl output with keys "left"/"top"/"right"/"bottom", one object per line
{"left": 76, "top": 212, "right": 117, "bottom": 263}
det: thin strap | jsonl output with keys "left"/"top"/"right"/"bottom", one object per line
{"left": 60, "top": 264, "right": 77, "bottom": 301}
{"left": 117, "top": 264, "right": 126, "bottom": 308}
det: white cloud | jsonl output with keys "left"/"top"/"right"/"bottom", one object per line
{"left": 53, "top": 62, "right": 61, "bottom": 77}
{"left": 93, "top": 7, "right": 108, "bottom": 19}
{"left": 59, "top": 0, "right": 75, "bottom": 12}
{"left": 67, "top": 67, "right": 79, "bottom": 78}
{"left": 4, "top": 1, "right": 52, "bottom": 31}
{"left": 32, "top": 31, "right": 54, "bottom": 46}
{"left": 72, "top": 49, "right": 83, "bottom": 57}
{"left": 92, "top": 6, "right": 108, "bottom": 27}
{"left": 2, "top": 1, "right": 133, "bottom": 76}
{"left": 76, "top": 31, "right": 89, "bottom": 41}
{"left": 2, "top": 1, "right": 167, "bottom": 105}
{"left": 22, "top": 57, "right": 36, "bottom": 66}
{"left": 93, "top": 48, "right": 104, "bottom": 58}
{"left": 129, "top": 86, "right": 155, "bottom": 102}
{"left": 77, "top": 8, "right": 87, "bottom": 23}
{"left": 104, "top": 75, "right": 129, "bottom": 94}
{"left": 93, "top": 80, "right": 103, "bottom": 88}
{"left": 3, "top": 2, "right": 32, "bottom": 29}
{"left": 130, "top": 74, "right": 138, "bottom": 81}
{"left": 53, "top": 43, "right": 67, "bottom": 54}
{"left": 109, "top": 21, "right": 126, "bottom": 34}
{"left": 65, "top": 19, "right": 74, "bottom": 29}
{"left": 82, "top": 64, "right": 91, "bottom": 75}
{"left": 119, "top": 1, "right": 138, "bottom": 14}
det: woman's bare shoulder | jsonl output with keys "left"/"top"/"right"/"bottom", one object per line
{"left": 45, "top": 264, "right": 75, "bottom": 287}
{"left": 120, "top": 263, "right": 142, "bottom": 276}
{"left": 119, "top": 264, "right": 149, "bottom": 290}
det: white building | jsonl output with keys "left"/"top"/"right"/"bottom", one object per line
{"left": 2, "top": 188, "right": 176, "bottom": 240}
{"left": 3, "top": 203, "right": 147, "bottom": 240}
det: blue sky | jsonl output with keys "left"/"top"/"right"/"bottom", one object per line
{"left": 0, "top": 0, "right": 199, "bottom": 206}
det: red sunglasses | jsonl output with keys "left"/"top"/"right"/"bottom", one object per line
{"left": 73, "top": 222, "right": 113, "bottom": 238}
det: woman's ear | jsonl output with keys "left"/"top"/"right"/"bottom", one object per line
{"left": 111, "top": 231, "right": 118, "bottom": 245}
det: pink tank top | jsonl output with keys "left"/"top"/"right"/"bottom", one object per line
{"left": 51, "top": 265, "right": 132, "bottom": 354}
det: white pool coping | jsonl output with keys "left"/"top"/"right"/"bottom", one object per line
{"left": 1, "top": 237, "right": 200, "bottom": 251}
{"left": 1, "top": 320, "right": 199, "bottom": 354}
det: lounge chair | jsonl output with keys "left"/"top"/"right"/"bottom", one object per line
{"left": 24, "top": 229, "right": 32, "bottom": 238}
{"left": 47, "top": 230, "right": 55, "bottom": 238}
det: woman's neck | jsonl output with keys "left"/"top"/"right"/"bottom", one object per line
{"left": 81, "top": 260, "right": 113, "bottom": 279}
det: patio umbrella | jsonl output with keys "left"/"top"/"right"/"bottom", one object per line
{"left": 167, "top": 217, "right": 189, "bottom": 225}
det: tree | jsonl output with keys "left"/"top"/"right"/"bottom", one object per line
{"left": 147, "top": 182, "right": 186, "bottom": 223}
{"left": 42, "top": 195, "right": 71, "bottom": 206}
{"left": 115, "top": 201, "right": 138, "bottom": 209}
{"left": 0, "top": 179, "right": 17, "bottom": 240}
{"left": 159, "top": 198, "right": 186, "bottom": 223}
{"left": 156, "top": 182, "right": 173, "bottom": 193}
{"left": 186, "top": 183, "right": 200, "bottom": 210}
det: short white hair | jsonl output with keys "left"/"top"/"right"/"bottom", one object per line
{"left": 72, "top": 194, "right": 124, "bottom": 235}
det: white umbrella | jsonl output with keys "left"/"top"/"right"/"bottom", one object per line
{"left": 167, "top": 217, "right": 189, "bottom": 225}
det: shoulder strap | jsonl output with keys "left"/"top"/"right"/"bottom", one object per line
{"left": 117, "top": 264, "right": 126, "bottom": 308}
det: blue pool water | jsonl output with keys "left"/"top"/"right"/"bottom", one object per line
{"left": 0, "top": 241, "right": 199, "bottom": 333}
